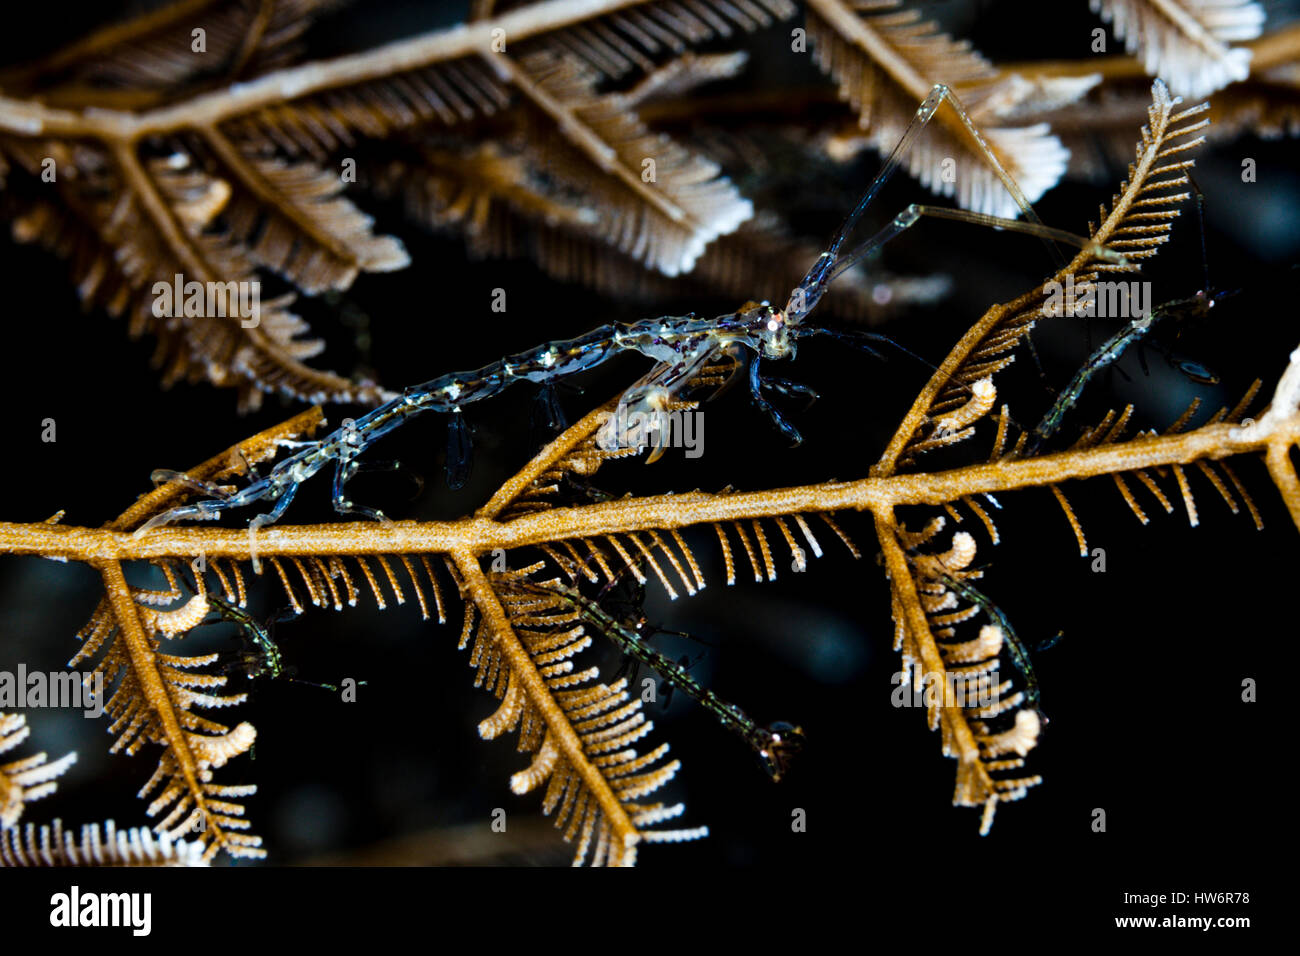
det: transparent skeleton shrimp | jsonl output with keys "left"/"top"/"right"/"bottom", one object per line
{"left": 1023, "top": 181, "right": 1227, "bottom": 457}
{"left": 135, "top": 84, "right": 1117, "bottom": 541}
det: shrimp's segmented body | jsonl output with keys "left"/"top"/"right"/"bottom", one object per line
{"left": 137, "top": 313, "right": 781, "bottom": 534}
{"left": 533, "top": 577, "right": 804, "bottom": 781}
{"left": 1026, "top": 291, "right": 1221, "bottom": 456}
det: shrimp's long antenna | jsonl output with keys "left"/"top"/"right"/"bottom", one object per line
{"left": 1186, "top": 173, "right": 1211, "bottom": 296}
{"left": 824, "top": 205, "right": 1122, "bottom": 288}
{"left": 825, "top": 87, "right": 948, "bottom": 265}
{"left": 786, "top": 83, "right": 1072, "bottom": 325}
{"left": 788, "top": 86, "right": 947, "bottom": 323}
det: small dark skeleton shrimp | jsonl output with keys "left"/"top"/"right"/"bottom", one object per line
{"left": 136, "top": 85, "right": 1116, "bottom": 542}
{"left": 526, "top": 576, "right": 805, "bottom": 781}
{"left": 1026, "top": 183, "right": 1226, "bottom": 456}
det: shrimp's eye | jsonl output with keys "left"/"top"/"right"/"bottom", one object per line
{"left": 765, "top": 309, "right": 784, "bottom": 333}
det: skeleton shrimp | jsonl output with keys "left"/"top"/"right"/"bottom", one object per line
{"left": 135, "top": 84, "right": 1118, "bottom": 539}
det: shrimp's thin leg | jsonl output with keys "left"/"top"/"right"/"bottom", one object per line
{"left": 798, "top": 328, "right": 951, "bottom": 383}
{"left": 824, "top": 204, "right": 1117, "bottom": 291}
{"left": 1187, "top": 173, "right": 1211, "bottom": 297}
{"left": 796, "top": 327, "right": 887, "bottom": 362}
{"left": 245, "top": 483, "right": 300, "bottom": 575}
{"left": 331, "top": 458, "right": 390, "bottom": 522}
{"left": 133, "top": 501, "right": 217, "bottom": 535}
{"left": 249, "top": 482, "right": 299, "bottom": 532}
{"left": 133, "top": 484, "right": 269, "bottom": 535}
{"left": 149, "top": 469, "right": 233, "bottom": 499}
{"left": 445, "top": 411, "right": 473, "bottom": 491}
{"left": 749, "top": 355, "right": 803, "bottom": 447}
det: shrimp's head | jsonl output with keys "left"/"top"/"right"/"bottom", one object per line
{"left": 753, "top": 721, "right": 805, "bottom": 782}
{"left": 740, "top": 300, "right": 796, "bottom": 360}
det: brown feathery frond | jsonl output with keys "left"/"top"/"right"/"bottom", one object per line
{"left": 1001, "top": 27, "right": 1300, "bottom": 178}
{"left": 0, "top": 139, "right": 390, "bottom": 410}
{"left": 959, "top": 71, "right": 1106, "bottom": 124}
{"left": 1089, "top": 0, "right": 1265, "bottom": 98}
{"left": 621, "top": 50, "right": 752, "bottom": 105}
{"left": 875, "top": 78, "right": 1209, "bottom": 476}
{"left": 204, "top": 550, "right": 454, "bottom": 621}
{"left": 456, "top": 559, "right": 706, "bottom": 866}
{"left": 372, "top": 139, "right": 920, "bottom": 318}
{"left": 1208, "top": 78, "right": 1300, "bottom": 139}
{"left": 71, "top": 565, "right": 264, "bottom": 862}
{"left": 368, "top": 141, "right": 604, "bottom": 261}
{"left": 514, "top": 0, "right": 796, "bottom": 83}
{"left": 470, "top": 384, "right": 860, "bottom": 592}
{"left": 215, "top": 4, "right": 772, "bottom": 280}
{"left": 211, "top": 51, "right": 510, "bottom": 161}
{"left": 880, "top": 523, "right": 1042, "bottom": 833}
{"left": 366, "top": 61, "right": 756, "bottom": 282}
{"left": 4, "top": 65, "right": 1299, "bottom": 861}
{"left": 1075, "top": 76, "right": 1210, "bottom": 280}
{"left": 803, "top": 0, "right": 1070, "bottom": 218}
{"left": 1039, "top": 382, "right": 1265, "bottom": 538}
{"left": 0, "top": 712, "right": 77, "bottom": 828}
{"left": 0, "top": 0, "right": 344, "bottom": 107}
{"left": 1, "top": 818, "right": 207, "bottom": 867}
{"left": 0, "top": 0, "right": 782, "bottom": 401}
{"left": 506, "top": 50, "right": 752, "bottom": 276}
{"left": 191, "top": 128, "right": 410, "bottom": 294}
{"left": 3, "top": 324, "right": 1299, "bottom": 851}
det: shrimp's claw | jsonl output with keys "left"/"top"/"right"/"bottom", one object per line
{"left": 755, "top": 722, "right": 805, "bottom": 782}
{"left": 149, "top": 470, "right": 235, "bottom": 498}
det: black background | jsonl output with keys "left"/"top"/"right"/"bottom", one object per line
{"left": 0, "top": 0, "right": 1285, "bottom": 934}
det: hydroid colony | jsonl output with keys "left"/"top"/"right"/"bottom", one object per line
{"left": 0, "top": 0, "right": 1292, "bottom": 865}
